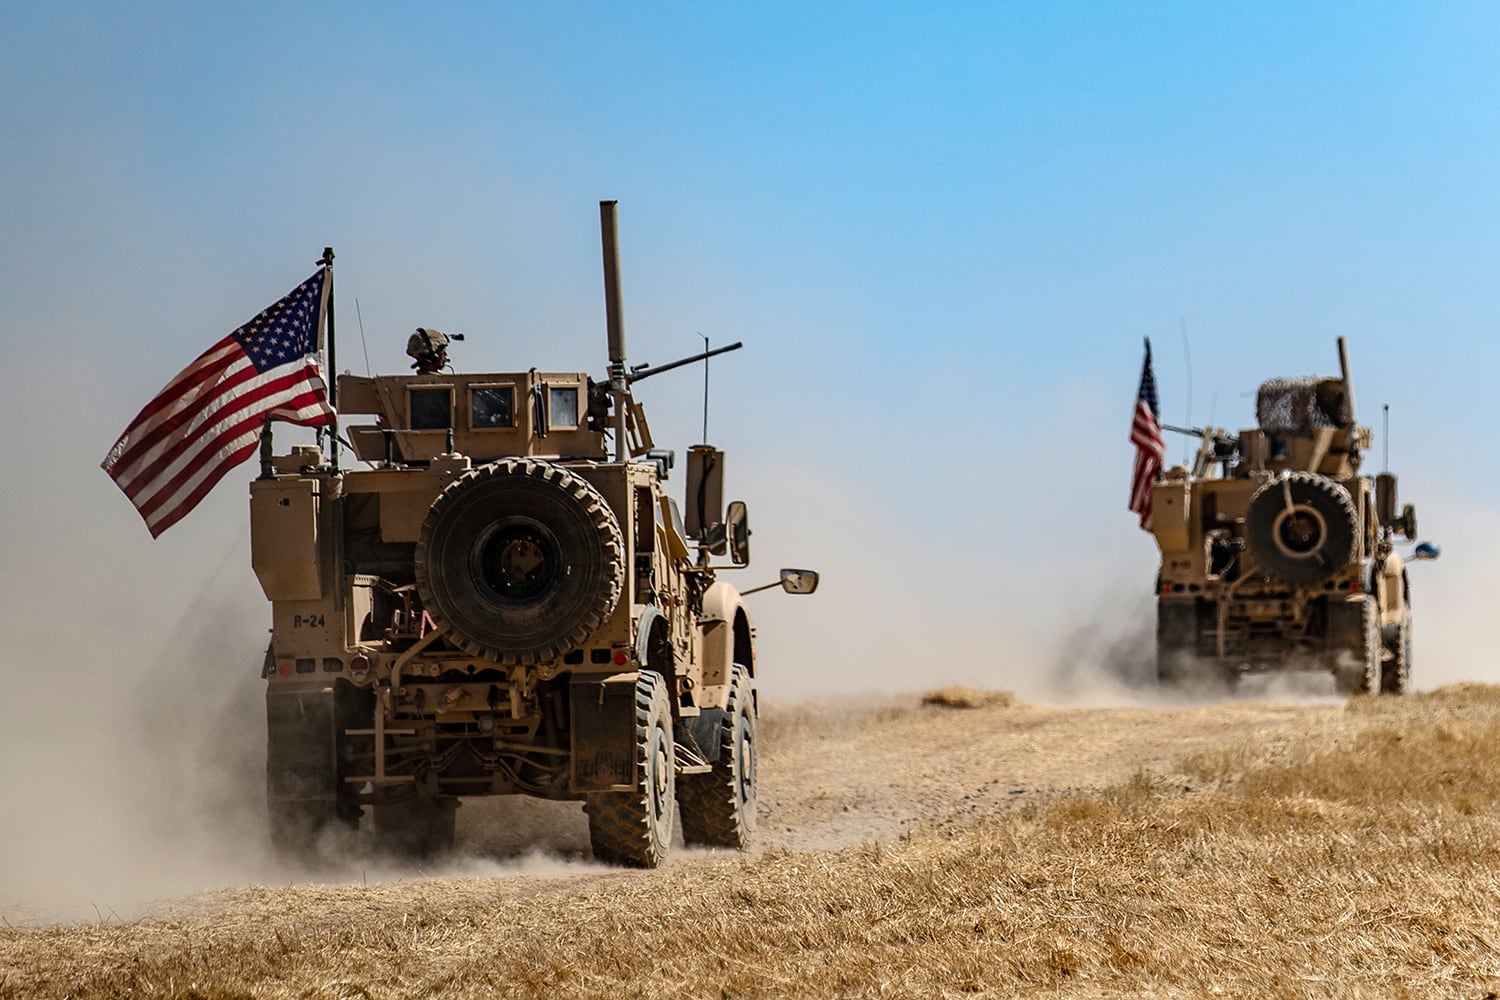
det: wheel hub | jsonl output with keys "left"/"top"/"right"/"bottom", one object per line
{"left": 1272, "top": 506, "right": 1327, "bottom": 558}
{"left": 473, "top": 517, "right": 561, "bottom": 605}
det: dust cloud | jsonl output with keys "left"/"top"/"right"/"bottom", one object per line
{"left": 0, "top": 345, "right": 1492, "bottom": 922}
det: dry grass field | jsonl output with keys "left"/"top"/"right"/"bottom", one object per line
{"left": 5, "top": 686, "right": 1500, "bottom": 999}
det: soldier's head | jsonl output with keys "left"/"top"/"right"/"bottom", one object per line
{"left": 407, "top": 328, "right": 463, "bottom": 374}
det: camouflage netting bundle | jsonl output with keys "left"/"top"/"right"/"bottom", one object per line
{"left": 1255, "top": 377, "right": 1351, "bottom": 435}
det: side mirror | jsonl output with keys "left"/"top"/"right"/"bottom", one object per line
{"left": 779, "top": 568, "right": 819, "bottom": 595}
{"left": 1412, "top": 541, "right": 1440, "bottom": 562}
{"left": 1397, "top": 503, "right": 1418, "bottom": 541}
{"left": 726, "top": 500, "right": 750, "bottom": 566}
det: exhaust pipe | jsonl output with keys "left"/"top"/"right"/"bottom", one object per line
{"left": 1337, "top": 335, "right": 1356, "bottom": 427}
{"left": 599, "top": 200, "right": 629, "bottom": 460}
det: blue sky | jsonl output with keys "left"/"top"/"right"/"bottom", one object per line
{"left": 2, "top": 3, "right": 1498, "bottom": 699}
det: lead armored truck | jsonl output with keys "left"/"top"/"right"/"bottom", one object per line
{"left": 1150, "top": 337, "right": 1432, "bottom": 694}
{"left": 251, "top": 203, "right": 816, "bottom": 866}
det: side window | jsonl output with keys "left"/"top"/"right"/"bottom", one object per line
{"left": 548, "top": 386, "right": 579, "bottom": 430}
{"left": 471, "top": 386, "right": 515, "bottom": 429}
{"left": 409, "top": 387, "right": 452, "bottom": 429}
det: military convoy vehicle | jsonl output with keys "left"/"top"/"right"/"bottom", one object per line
{"left": 1150, "top": 337, "right": 1435, "bottom": 694}
{"left": 250, "top": 202, "right": 817, "bottom": 866}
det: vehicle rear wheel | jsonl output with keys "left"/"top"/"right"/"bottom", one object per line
{"left": 1329, "top": 597, "right": 1378, "bottom": 695}
{"left": 585, "top": 671, "right": 676, "bottom": 868}
{"left": 373, "top": 798, "right": 458, "bottom": 859}
{"left": 266, "top": 683, "right": 363, "bottom": 854}
{"left": 679, "top": 664, "right": 756, "bottom": 849}
{"left": 268, "top": 800, "right": 358, "bottom": 854}
{"left": 1156, "top": 601, "right": 1197, "bottom": 687}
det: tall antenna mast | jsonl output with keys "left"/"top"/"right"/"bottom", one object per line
{"left": 1383, "top": 403, "right": 1390, "bottom": 473}
{"left": 1180, "top": 317, "right": 1192, "bottom": 465}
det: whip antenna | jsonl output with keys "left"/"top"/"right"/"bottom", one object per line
{"left": 1181, "top": 317, "right": 1192, "bottom": 465}
{"left": 355, "top": 298, "right": 372, "bottom": 377}
{"left": 700, "top": 332, "right": 710, "bottom": 444}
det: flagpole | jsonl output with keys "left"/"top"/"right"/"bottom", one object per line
{"left": 317, "top": 246, "right": 347, "bottom": 615}
{"left": 319, "top": 246, "right": 339, "bottom": 473}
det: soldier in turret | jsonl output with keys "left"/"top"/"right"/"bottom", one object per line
{"left": 406, "top": 327, "right": 462, "bottom": 374}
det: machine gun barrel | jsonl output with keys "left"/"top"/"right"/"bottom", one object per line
{"left": 628, "top": 341, "right": 743, "bottom": 384}
{"left": 1162, "top": 422, "right": 1231, "bottom": 444}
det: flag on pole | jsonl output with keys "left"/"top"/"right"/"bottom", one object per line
{"left": 102, "top": 269, "right": 335, "bottom": 537}
{"left": 1129, "top": 338, "right": 1165, "bottom": 530}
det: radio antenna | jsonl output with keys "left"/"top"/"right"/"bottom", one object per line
{"left": 1383, "top": 403, "right": 1390, "bottom": 473}
{"left": 700, "top": 332, "right": 711, "bottom": 443}
{"left": 355, "top": 298, "right": 373, "bottom": 377}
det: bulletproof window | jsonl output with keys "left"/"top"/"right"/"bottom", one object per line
{"left": 409, "top": 387, "right": 452, "bottom": 429}
{"left": 470, "top": 386, "right": 515, "bottom": 429}
{"left": 549, "top": 386, "right": 579, "bottom": 430}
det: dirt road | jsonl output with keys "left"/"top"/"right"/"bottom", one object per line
{"left": 441, "top": 689, "right": 1339, "bottom": 866}
{"left": 754, "top": 693, "right": 1337, "bottom": 851}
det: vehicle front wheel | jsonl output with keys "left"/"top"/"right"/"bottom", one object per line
{"left": 585, "top": 670, "right": 676, "bottom": 868}
{"left": 1382, "top": 621, "right": 1411, "bottom": 694}
{"left": 679, "top": 664, "right": 757, "bottom": 849}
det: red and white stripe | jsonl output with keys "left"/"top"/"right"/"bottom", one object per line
{"left": 102, "top": 335, "right": 333, "bottom": 537}
{"left": 1129, "top": 399, "right": 1165, "bottom": 530}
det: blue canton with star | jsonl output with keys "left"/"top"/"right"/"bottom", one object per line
{"left": 231, "top": 270, "right": 325, "bottom": 373}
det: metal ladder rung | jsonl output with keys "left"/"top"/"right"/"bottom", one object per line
{"left": 674, "top": 742, "right": 712, "bottom": 775}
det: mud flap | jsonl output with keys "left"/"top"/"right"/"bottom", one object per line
{"left": 684, "top": 708, "right": 726, "bottom": 764}
{"left": 570, "top": 672, "right": 639, "bottom": 793}
{"left": 267, "top": 687, "right": 337, "bottom": 807}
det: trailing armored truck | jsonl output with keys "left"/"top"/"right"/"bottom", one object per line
{"left": 1149, "top": 337, "right": 1436, "bottom": 694}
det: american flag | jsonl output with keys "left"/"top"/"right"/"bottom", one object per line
{"left": 1129, "top": 337, "right": 1165, "bottom": 531}
{"left": 102, "top": 269, "right": 335, "bottom": 537}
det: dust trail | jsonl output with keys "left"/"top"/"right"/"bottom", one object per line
{"left": 1038, "top": 582, "right": 1346, "bottom": 709}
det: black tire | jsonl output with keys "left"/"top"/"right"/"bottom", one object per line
{"left": 373, "top": 798, "right": 458, "bottom": 859}
{"left": 266, "top": 684, "right": 363, "bottom": 854}
{"left": 585, "top": 671, "right": 676, "bottom": 868}
{"left": 1245, "top": 473, "right": 1359, "bottom": 587}
{"left": 679, "top": 664, "right": 757, "bottom": 849}
{"left": 1329, "top": 597, "right": 1378, "bottom": 695}
{"left": 1382, "top": 621, "right": 1411, "bottom": 695}
{"left": 268, "top": 801, "right": 356, "bottom": 854}
{"left": 1156, "top": 601, "right": 1237, "bottom": 689}
{"left": 416, "top": 459, "right": 624, "bottom": 665}
{"left": 1156, "top": 601, "right": 1198, "bottom": 686}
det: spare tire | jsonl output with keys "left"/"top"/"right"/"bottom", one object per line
{"left": 415, "top": 459, "right": 624, "bottom": 665}
{"left": 1245, "top": 472, "right": 1358, "bottom": 587}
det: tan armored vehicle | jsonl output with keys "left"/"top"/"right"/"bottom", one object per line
{"left": 1151, "top": 337, "right": 1435, "bottom": 694}
{"left": 250, "top": 202, "right": 817, "bottom": 866}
